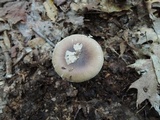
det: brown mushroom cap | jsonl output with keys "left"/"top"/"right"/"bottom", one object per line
{"left": 52, "top": 34, "right": 104, "bottom": 82}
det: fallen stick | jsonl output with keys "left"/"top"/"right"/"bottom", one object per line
{"left": 13, "top": 47, "right": 32, "bottom": 66}
{"left": 32, "top": 28, "right": 55, "bottom": 47}
{"left": 0, "top": 41, "right": 12, "bottom": 78}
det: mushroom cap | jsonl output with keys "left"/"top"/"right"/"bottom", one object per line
{"left": 52, "top": 34, "right": 104, "bottom": 82}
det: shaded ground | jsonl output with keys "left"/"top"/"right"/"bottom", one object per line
{"left": 0, "top": 0, "right": 160, "bottom": 120}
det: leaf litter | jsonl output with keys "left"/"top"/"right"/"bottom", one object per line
{"left": 126, "top": 0, "right": 160, "bottom": 115}
{"left": 0, "top": 0, "right": 160, "bottom": 119}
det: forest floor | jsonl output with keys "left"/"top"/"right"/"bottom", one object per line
{"left": 0, "top": 0, "right": 160, "bottom": 120}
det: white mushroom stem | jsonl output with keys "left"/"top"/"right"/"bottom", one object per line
{"left": 65, "top": 43, "right": 83, "bottom": 65}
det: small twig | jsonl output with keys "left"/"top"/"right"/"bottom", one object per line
{"left": 136, "top": 101, "right": 148, "bottom": 114}
{"left": 0, "top": 41, "right": 12, "bottom": 78}
{"left": 31, "top": 28, "right": 55, "bottom": 47}
{"left": 3, "top": 31, "right": 11, "bottom": 49}
{"left": 74, "top": 105, "right": 82, "bottom": 120}
{"left": 13, "top": 47, "right": 32, "bottom": 66}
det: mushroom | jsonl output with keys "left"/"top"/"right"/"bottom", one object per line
{"left": 52, "top": 34, "right": 104, "bottom": 82}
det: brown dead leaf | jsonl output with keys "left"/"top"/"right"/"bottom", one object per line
{"left": 151, "top": 43, "right": 160, "bottom": 84}
{"left": 128, "top": 41, "right": 160, "bottom": 114}
{"left": 3, "top": 31, "right": 11, "bottom": 50}
{"left": 134, "top": 26, "right": 158, "bottom": 44}
{"left": 27, "top": 37, "right": 46, "bottom": 49}
{"left": 0, "top": 41, "right": 12, "bottom": 78}
{"left": 145, "top": 0, "right": 160, "bottom": 19}
{"left": 129, "top": 43, "right": 160, "bottom": 115}
{"left": 0, "top": 17, "right": 10, "bottom": 32}
{"left": 43, "top": 0, "right": 58, "bottom": 22}
{"left": 70, "top": 0, "right": 131, "bottom": 13}
{"left": 99, "top": 1, "right": 131, "bottom": 13}
{"left": 145, "top": 1, "right": 160, "bottom": 41}
{"left": 0, "top": 0, "right": 12, "bottom": 4}
{"left": 54, "top": 0, "right": 66, "bottom": 6}
{"left": 10, "top": 45, "right": 19, "bottom": 58}
{"left": 151, "top": 43, "right": 160, "bottom": 57}
{"left": 24, "top": 37, "right": 52, "bottom": 64}
{"left": 70, "top": 0, "right": 99, "bottom": 11}
{"left": 119, "top": 41, "right": 127, "bottom": 57}
{"left": 153, "top": 18, "right": 160, "bottom": 40}
{"left": 128, "top": 59, "right": 160, "bottom": 115}
{"left": 151, "top": 54, "right": 160, "bottom": 84}
{"left": 66, "top": 11, "right": 84, "bottom": 26}
{"left": 129, "top": 59, "right": 157, "bottom": 106}
{"left": 0, "top": 22, "right": 10, "bottom": 32}
{"left": 0, "top": 1, "right": 29, "bottom": 24}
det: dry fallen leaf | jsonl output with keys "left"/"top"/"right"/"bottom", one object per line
{"left": 70, "top": 0, "right": 99, "bottom": 11}
{"left": 54, "top": 0, "right": 66, "bottom": 6}
{"left": 151, "top": 54, "right": 160, "bottom": 84}
{"left": 43, "top": 0, "right": 58, "bottom": 22}
{"left": 27, "top": 37, "right": 46, "bottom": 49}
{"left": 0, "top": 1, "right": 29, "bottom": 24}
{"left": 119, "top": 41, "right": 127, "bottom": 57}
{"left": 65, "top": 11, "right": 84, "bottom": 30}
{"left": 129, "top": 43, "right": 160, "bottom": 115}
{"left": 129, "top": 19, "right": 160, "bottom": 114}
{"left": 0, "top": 0, "right": 12, "bottom": 4}
{"left": 70, "top": 0, "right": 131, "bottom": 13}
{"left": 128, "top": 59, "right": 160, "bottom": 115}
{"left": 0, "top": 22, "right": 10, "bottom": 32}
{"left": 0, "top": 41, "right": 12, "bottom": 78}
{"left": 24, "top": 37, "right": 52, "bottom": 64}
{"left": 153, "top": 18, "right": 160, "bottom": 41}
{"left": 145, "top": 0, "right": 160, "bottom": 19}
{"left": 134, "top": 26, "right": 159, "bottom": 44}
{"left": 145, "top": 0, "right": 160, "bottom": 42}
{"left": 151, "top": 43, "right": 160, "bottom": 84}
{"left": 99, "top": 0, "right": 131, "bottom": 13}
{"left": 3, "top": 31, "right": 11, "bottom": 50}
